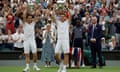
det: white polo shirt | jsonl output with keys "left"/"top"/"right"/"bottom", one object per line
{"left": 56, "top": 20, "right": 69, "bottom": 40}
{"left": 23, "top": 22, "right": 37, "bottom": 53}
{"left": 23, "top": 22, "right": 35, "bottom": 41}
{"left": 55, "top": 20, "right": 70, "bottom": 53}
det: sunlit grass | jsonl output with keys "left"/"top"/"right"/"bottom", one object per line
{"left": 0, "top": 66, "right": 120, "bottom": 72}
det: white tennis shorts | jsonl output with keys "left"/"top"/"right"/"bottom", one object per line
{"left": 24, "top": 39, "right": 37, "bottom": 54}
{"left": 55, "top": 40, "right": 70, "bottom": 54}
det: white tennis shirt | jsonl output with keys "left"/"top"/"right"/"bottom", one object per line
{"left": 56, "top": 20, "right": 69, "bottom": 40}
{"left": 23, "top": 22, "right": 35, "bottom": 41}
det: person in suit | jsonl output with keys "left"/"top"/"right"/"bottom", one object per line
{"left": 88, "top": 16, "right": 103, "bottom": 68}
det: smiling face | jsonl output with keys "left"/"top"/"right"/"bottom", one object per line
{"left": 26, "top": 15, "right": 33, "bottom": 24}
{"left": 60, "top": 14, "right": 66, "bottom": 22}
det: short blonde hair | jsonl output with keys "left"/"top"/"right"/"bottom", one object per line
{"left": 85, "top": 12, "right": 89, "bottom": 15}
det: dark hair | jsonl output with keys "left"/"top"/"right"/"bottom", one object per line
{"left": 48, "top": 20, "right": 52, "bottom": 24}
{"left": 17, "top": 12, "right": 23, "bottom": 20}
{"left": 26, "top": 13, "right": 34, "bottom": 18}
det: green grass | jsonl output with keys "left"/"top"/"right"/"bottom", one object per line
{"left": 0, "top": 66, "right": 120, "bottom": 72}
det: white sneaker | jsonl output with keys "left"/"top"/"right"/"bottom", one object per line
{"left": 23, "top": 67, "right": 30, "bottom": 72}
{"left": 82, "top": 64, "right": 85, "bottom": 68}
{"left": 57, "top": 66, "right": 63, "bottom": 72}
{"left": 33, "top": 66, "right": 40, "bottom": 71}
{"left": 45, "top": 65, "right": 48, "bottom": 67}
{"left": 47, "top": 65, "right": 51, "bottom": 67}
{"left": 58, "top": 68, "right": 62, "bottom": 72}
{"left": 61, "top": 68, "right": 66, "bottom": 72}
{"left": 71, "top": 62, "right": 75, "bottom": 67}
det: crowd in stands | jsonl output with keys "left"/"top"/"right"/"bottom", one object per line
{"left": 0, "top": 0, "right": 120, "bottom": 51}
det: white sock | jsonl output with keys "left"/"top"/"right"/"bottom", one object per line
{"left": 26, "top": 64, "right": 29, "bottom": 68}
{"left": 71, "top": 60, "right": 75, "bottom": 67}
{"left": 63, "top": 65, "right": 66, "bottom": 70}
{"left": 34, "top": 63, "right": 37, "bottom": 67}
{"left": 59, "top": 61, "right": 63, "bottom": 69}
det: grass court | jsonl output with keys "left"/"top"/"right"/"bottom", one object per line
{"left": 0, "top": 66, "right": 120, "bottom": 72}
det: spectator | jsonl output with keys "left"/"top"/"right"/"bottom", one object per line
{"left": 103, "top": 12, "right": 115, "bottom": 40}
{"left": 71, "top": 19, "right": 86, "bottom": 67}
{"left": 108, "top": 36, "right": 116, "bottom": 51}
{"left": 101, "top": 37, "right": 107, "bottom": 51}
{"left": 11, "top": 0, "right": 18, "bottom": 8}
{"left": 35, "top": 28, "right": 43, "bottom": 50}
{"left": 41, "top": 24, "right": 55, "bottom": 67}
{"left": 35, "top": 10, "right": 44, "bottom": 29}
{"left": 6, "top": 13, "right": 15, "bottom": 34}
{"left": 88, "top": 16, "right": 103, "bottom": 68}
{"left": 112, "top": 0, "right": 119, "bottom": 9}
{"left": 94, "top": 0, "right": 101, "bottom": 9}
{"left": 0, "top": 15, "right": 5, "bottom": 34}
{"left": 0, "top": 29, "right": 5, "bottom": 50}
{"left": 12, "top": 25, "right": 24, "bottom": 59}
{"left": 114, "top": 18, "right": 120, "bottom": 47}
{"left": 0, "top": 0, "right": 4, "bottom": 11}
{"left": 41, "top": 0, "right": 48, "bottom": 9}
{"left": 5, "top": 29, "right": 14, "bottom": 50}
{"left": 71, "top": 8, "right": 81, "bottom": 26}
{"left": 48, "top": 19, "right": 57, "bottom": 46}
{"left": 12, "top": 25, "right": 24, "bottom": 51}
{"left": 83, "top": 11, "right": 91, "bottom": 26}
{"left": 79, "top": 4, "right": 86, "bottom": 17}
{"left": 69, "top": 3, "right": 75, "bottom": 16}
{"left": 92, "top": 9, "right": 100, "bottom": 23}
{"left": 99, "top": 3, "right": 108, "bottom": 17}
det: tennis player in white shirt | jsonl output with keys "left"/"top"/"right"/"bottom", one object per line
{"left": 54, "top": 10, "right": 70, "bottom": 72}
{"left": 22, "top": 9, "right": 40, "bottom": 72}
